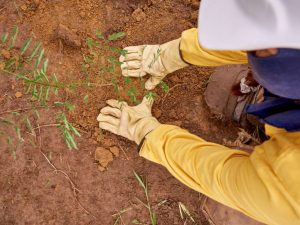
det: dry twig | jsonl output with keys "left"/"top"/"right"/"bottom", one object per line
{"left": 37, "top": 124, "right": 96, "bottom": 218}
{"left": 118, "top": 144, "right": 129, "bottom": 160}
{"left": 0, "top": 105, "right": 54, "bottom": 115}
{"left": 161, "top": 83, "right": 191, "bottom": 108}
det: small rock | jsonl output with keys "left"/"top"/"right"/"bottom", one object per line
{"left": 55, "top": 24, "right": 81, "bottom": 48}
{"left": 1, "top": 49, "right": 11, "bottom": 59}
{"left": 109, "top": 146, "right": 120, "bottom": 157}
{"left": 79, "top": 11, "right": 86, "bottom": 18}
{"left": 15, "top": 92, "right": 23, "bottom": 98}
{"left": 132, "top": 8, "right": 146, "bottom": 22}
{"left": 95, "top": 147, "right": 114, "bottom": 168}
{"left": 20, "top": 4, "right": 27, "bottom": 11}
{"left": 98, "top": 165, "right": 106, "bottom": 172}
{"left": 101, "top": 138, "right": 115, "bottom": 147}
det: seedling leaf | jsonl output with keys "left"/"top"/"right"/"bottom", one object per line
{"left": 9, "top": 26, "right": 19, "bottom": 48}
{"left": 96, "top": 30, "right": 104, "bottom": 39}
{"left": 2, "top": 33, "right": 9, "bottom": 43}
{"left": 20, "top": 38, "right": 31, "bottom": 55}
{"left": 108, "top": 32, "right": 125, "bottom": 41}
{"left": 35, "top": 48, "right": 45, "bottom": 68}
{"left": 29, "top": 42, "right": 42, "bottom": 61}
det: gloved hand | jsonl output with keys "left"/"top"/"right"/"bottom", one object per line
{"left": 97, "top": 97, "right": 161, "bottom": 144}
{"left": 119, "top": 38, "right": 188, "bottom": 90}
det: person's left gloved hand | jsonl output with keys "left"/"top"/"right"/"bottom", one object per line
{"left": 97, "top": 97, "right": 161, "bottom": 145}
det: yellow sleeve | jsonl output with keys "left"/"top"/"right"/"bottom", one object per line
{"left": 140, "top": 124, "right": 300, "bottom": 225}
{"left": 180, "top": 28, "right": 248, "bottom": 66}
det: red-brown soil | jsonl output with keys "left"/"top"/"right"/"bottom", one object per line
{"left": 0, "top": 1, "right": 262, "bottom": 224}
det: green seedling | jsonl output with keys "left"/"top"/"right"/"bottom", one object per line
{"left": 127, "top": 87, "right": 138, "bottom": 104}
{"left": 159, "top": 81, "right": 170, "bottom": 93}
{"left": 145, "top": 91, "right": 157, "bottom": 100}
{"left": 86, "top": 37, "right": 100, "bottom": 49}
{"left": 0, "top": 26, "right": 80, "bottom": 153}
{"left": 124, "top": 76, "right": 131, "bottom": 85}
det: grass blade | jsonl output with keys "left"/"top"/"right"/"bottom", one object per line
{"left": 15, "top": 127, "right": 23, "bottom": 141}
{"left": 133, "top": 171, "right": 146, "bottom": 190}
{"left": 26, "top": 117, "right": 35, "bottom": 135}
{"left": 0, "top": 118, "right": 15, "bottom": 125}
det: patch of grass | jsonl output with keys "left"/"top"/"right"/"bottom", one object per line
{"left": 178, "top": 202, "right": 198, "bottom": 225}
{"left": 134, "top": 171, "right": 157, "bottom": 225}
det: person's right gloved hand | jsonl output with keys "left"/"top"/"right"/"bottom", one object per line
{"left": 119, "top": 38, "right": 188, "bottom": 90}
{"left": 97, "top": 96, "right": 160, "bottom": 145}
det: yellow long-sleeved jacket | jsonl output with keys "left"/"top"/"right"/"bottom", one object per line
{"left": 140, "top": 28, "right": 300, "bottom": 225}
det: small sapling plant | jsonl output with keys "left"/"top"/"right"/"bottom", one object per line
{"left": 0, "top": 26, "right": 80, "bottom": 155}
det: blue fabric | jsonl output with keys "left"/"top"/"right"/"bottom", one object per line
{"left": 246, "top": 90, "right": 300, "bottom": 131}
{"left": 247, "top": 49, "right": 300, "bottom": 99}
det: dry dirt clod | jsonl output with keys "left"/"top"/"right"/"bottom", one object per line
{"left": 95, "top": 147, "right": 113, "bottom": 168}
{"left": 20, "top": 4, "right": 28, "bottom": 11}
{"left": 15, "top": 92, "right": 23, "bottom": 98}
{"left": 98, "top": 165, "right": 106, "bottom": 172}
{"left": 101, "top": 138, "right": 115, "bottom": 147}
{"left": 131, "top": 8, "right": 146, "bottom": 22}
{"left": 153, "top": 108, "right": 162, "bottom": 118}
{"left": 55, "top": 24, "right": 81, "bottom": 48}
{"left": 109, "top": 146, "right": 120, "bottom": 157}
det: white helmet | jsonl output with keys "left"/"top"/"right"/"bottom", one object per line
{"left": 198, "top": 0, "right": 300, "bottom": 50}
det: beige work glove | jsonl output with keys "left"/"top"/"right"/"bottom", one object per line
{"left": 119, "top": 38, "right": 188, "bottom": 90}
{"left": 97, "top": 97, "right": 160, "bottom": 145}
